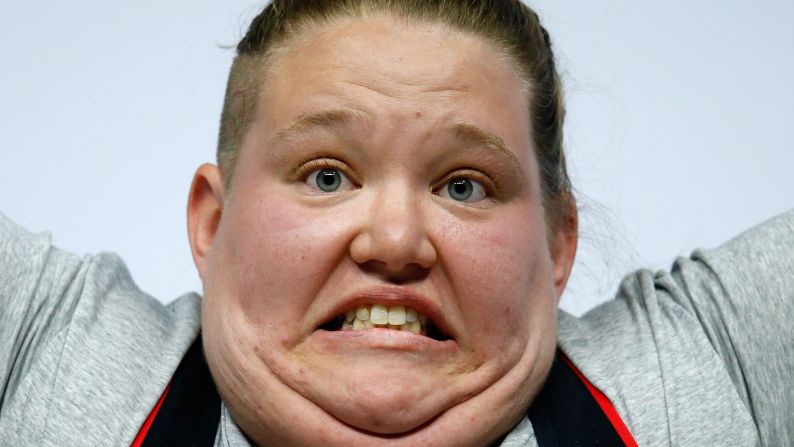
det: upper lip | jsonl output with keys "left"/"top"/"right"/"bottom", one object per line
{"left": 317, "top": 285, "right": 457, "bottom": 341}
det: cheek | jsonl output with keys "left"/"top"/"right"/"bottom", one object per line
{"left": 438, "top": 206, "right": 552, "bottom": 348}
{"left": 211, "top": 190, "right": 350, "bottom": 325}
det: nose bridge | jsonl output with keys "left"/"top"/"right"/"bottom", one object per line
{"left": 351, "top": 177, "right": 436, "bottom": 273}
{"left": 371, "top": 178, "right": 422, "bottom": 257}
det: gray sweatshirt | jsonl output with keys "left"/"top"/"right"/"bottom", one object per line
{"left": 1, "top": 210, "right": 792, "bottom": 446}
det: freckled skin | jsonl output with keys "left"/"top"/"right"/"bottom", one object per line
{"left": 189, "top": 15, "right": 576, "bottom": 447}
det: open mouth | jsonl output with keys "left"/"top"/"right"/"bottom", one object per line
{"left": 318, "top": 304, "right": 452, "bottom": 341}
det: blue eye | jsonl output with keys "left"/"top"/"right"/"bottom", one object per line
{"left": 440, "top": 177, "right": 487, "bottom": 203}
{"left": 305, "top": 167, "right": 352, "bottom": 193}
{"left": 316, "top": 168, "right": 341, "bottom": 192}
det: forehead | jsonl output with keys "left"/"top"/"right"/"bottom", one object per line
{"left": 267, "top": 16, "right": 526, "bottom": 101}
{"left": 248, "top": 15, "right": 533, "bottom": 164}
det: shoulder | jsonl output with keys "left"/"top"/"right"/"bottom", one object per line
{"left": 557, "top": 270, "right": 759, "bottom": 446}
{"left": 0, "top": 213, "right": 203, "bottom": 446}
{"left": 558, "top": 209, "right": 794, "bottom": 446}
{"left": 45, "top": 275, "right": 202, "bottom": 446}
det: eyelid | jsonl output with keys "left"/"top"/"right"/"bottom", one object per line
{"left": 433, "top": 168, "right": 498, "bottom": 197}
{"left": 294, "top": 157, "right": 360, "bottom": 186}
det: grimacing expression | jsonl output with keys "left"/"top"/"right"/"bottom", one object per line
{"left": 188, "top": 15, "right": 576, "bottom": 447}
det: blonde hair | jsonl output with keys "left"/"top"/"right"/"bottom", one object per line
{"left": 217, "top": 0, "right": 574, "bottom": 230}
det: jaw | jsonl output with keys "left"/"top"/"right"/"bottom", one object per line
{"left": 205, "top": 323, "right": 556, "bottom": 447}
{"left": 199, "top": 277, "right": 559, "bottom": 445}
{"left": 265, "top": 331, "right": 495, "bottom": 434}
{"left": 207, "top": 320, "right": 547, "bottom": 439}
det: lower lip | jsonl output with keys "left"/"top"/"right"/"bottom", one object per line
{"left": 310, "top": 328, "right": 458, "bottom": 354}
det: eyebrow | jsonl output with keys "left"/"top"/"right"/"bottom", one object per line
{"left": 271, "top": 109, "right": 523, "bottom": 172}
{"left": 271, "top": 108, "right": 368, "bottom": 145}
{"left": 450, "top": 122, "right": 523, "bottom": 172}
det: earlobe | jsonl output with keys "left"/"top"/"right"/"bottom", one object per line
{"left": 187, "top": 163, "right": 225, "bottom": 280}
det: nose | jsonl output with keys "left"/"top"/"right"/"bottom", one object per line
{"left": 349, "top": 183, "right": 437, "bottom": 282}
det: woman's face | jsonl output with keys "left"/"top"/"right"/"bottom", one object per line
{"left": 193, "top": 15, "right": 576, "bottom": 447}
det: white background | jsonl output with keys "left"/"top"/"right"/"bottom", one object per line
{"left": 1, "top": 1, "right": 792, "bottom": 315}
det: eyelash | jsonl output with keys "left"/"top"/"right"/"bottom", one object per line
{"left": 295, "top": 158, "right": 358, "bottom": 185}
{"left": 432, "top": 168, "right": 497, "bottom": 197}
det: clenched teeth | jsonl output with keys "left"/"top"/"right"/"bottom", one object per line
{"left": 338, "top": 304, "right": 427, "bottom": 335}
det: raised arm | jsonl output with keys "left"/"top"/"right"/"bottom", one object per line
{"left": 0, "top": 214, "right": 84, "bottom": 412}
{"left": 668, "top": 209, "right": 794, "bottom": 443}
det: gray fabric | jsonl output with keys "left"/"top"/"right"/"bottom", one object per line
{"left": 1, "top": 210, "right": 792, "bottom": 446}
{"left": 0, "top": 215, "right": 201, "bottom": 445}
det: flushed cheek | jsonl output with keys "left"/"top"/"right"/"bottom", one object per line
{"left": 439, "top": 215, "right": 547, "bottom": 351}
{"left": 216, "top": 193, "right": 352, "bottom": 332}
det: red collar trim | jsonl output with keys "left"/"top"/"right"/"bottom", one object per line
{"left": 131, "top": 382, "right": 171, "bottom": 447}
{"left": 560, "top": 355, "right": 638, "bottom": 447}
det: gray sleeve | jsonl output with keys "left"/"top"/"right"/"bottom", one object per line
{"left": 661, "top": 209, "right": 794, "bottom": 444}
{"left": 0, "top": 213, "right": 87, "bottom": 411}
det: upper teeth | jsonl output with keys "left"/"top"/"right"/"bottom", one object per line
{"left": 342, "top": 304, "right": 427, "bottom": 334}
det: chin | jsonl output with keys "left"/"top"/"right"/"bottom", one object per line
{"left": 220, "top": 364, "right": 542, "bottom": 447}
{"left": 204, "top": 326, "right": 553, "bottom": 447}
{"left": 292, "top": 363, "right": 467, "bottom": 434}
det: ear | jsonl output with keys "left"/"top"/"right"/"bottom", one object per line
{"left": 187, "top": 163, "right": 225, "bottom": 280}
{"left": 549, "top": 204, "right": 578, "bottom": 303}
